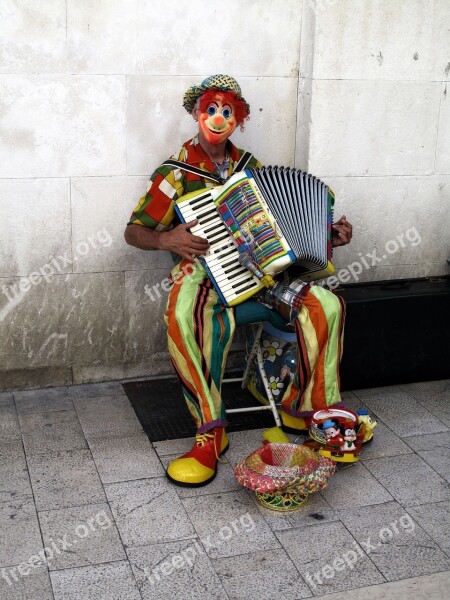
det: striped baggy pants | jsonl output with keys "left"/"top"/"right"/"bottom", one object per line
{"left": 164, "top": 260, "right": 346, "bottom": 433}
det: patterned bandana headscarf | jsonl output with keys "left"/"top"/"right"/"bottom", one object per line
{"left": 182, "top": 74, "right": 250, "bottom": 115}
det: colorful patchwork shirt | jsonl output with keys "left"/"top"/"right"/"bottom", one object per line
{"left": 128, "top": 134, "right": 262, "bottom": 230}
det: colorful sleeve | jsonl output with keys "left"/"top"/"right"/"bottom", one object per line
{"left": 128, "top": 165, "right": 185, "bottom": 230}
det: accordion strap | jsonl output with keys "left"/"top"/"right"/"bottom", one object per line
{"left": 161, "top": 151, "right": 255, "bottom": 185}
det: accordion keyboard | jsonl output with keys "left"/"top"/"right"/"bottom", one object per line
{"left": 175, "top": 190, "right": 263, "bottom": 306}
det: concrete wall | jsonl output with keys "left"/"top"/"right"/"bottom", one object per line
{"left": 0, "top": 0, "right": 449, "bottom": 390}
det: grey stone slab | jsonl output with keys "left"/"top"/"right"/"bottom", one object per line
{"left": 0, "top": 405, "right": 21, "bottom": 442}
{"left": 416, "top": 447, "right": 450, "bottom": 483}
{"left": 276, "top": 521, "right": 385, "bottom": 595}
{"left": 0, "top": 367, "right": 72, "bottom": 392}
{"left": 0, "top": 499, "right": 43, "bottom": 568}
{"left": 352, "top": 388, "right": 449, "bottom": 438}
{"left": 407, "top": 501, "right": 450, "bottom": 557}
{"left": 363, "top": 453, "right": 450, "bottom": 507}
{"left": 14, "top": 387, "right": 74, "bottom": 414}
{"left": 403, "top": 430, "right": 450, "bottom": 452}
{"left": 73, "top": 395, "right": 143, "bottom": 440}
{"left": 66, "top": 381, "right": 125, "bottom": 399}
{"left": 50, "top": 561, "right": 141, "bottom": 600}
{"left": 105, "top": 477, "right": 196, "bottom": 547}
{"left": 338, "top": 501, "right": 450, "bottom": 581}
{"left": 160, "top": 454, "right": 242, "bottom": 498}
{"left": 0, "top": 441, "right": 33, "bottom": 503}
{"left": 27, "top": 449, "right": 106, "bottom": 511}
{"left": 225, "top": 428, "right": 268, "bottom": 466}
{"left": 128, "top": 541, "right": 228, "bottom": 600}
{"left": 181, "top": 490, "right": 280, "bottom": 559}
{"left": 402, "top": 380, "right": 450, "bottom": 426}
{"left": 320, "top": 462, "right": 393, "bottom": 509}
{"left": 0, "top": 563, "right": 54, "bottom": 600}
{"left": 38, "top": 503, "right": 126, "bottom": 571}
{"left": 325, "top": 571, "right": 450, "bottom": 600}
{"left": 0, "top": 273, "right": 125, "bottom": 369}
{"left": 251, "top": 488, "right": 338, "bottom": 532}
{"left": 0, "top": 391, "right": 14, "bottom": 406}
{"left": 359, "top": 421, "right": 414, "bottom": 461}
{"left": 153, "top": 436, "right": 195, "bottom": 457}
{"left": 19, "top": 410, "right": 87, "bottom": 455}
{"left": 212, "top": 548, "right": 312, "bottom": 599}
{"left": 87, "top": 432, "right": 164, "bottom": 483}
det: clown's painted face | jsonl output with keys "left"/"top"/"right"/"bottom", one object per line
{"left": 197, "top": 92, "right": 237, "bottom": 145}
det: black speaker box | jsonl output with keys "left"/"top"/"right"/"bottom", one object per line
{"left": 337, "top": 276, "right": 450, "bottom": 391}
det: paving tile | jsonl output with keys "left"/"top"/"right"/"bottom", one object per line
{"left": 128, "top": 540, "right": 228, "bottom": 600}
{"left": 160, "top": 454, "right": 242, "bottom": 498}
{"left": 0, "top": 499, "right": 43, "bottom": 568}
{"left": 337, "top": 501, "right": 450, "bottom": 581}
{"left": 403, "top": 430, "right": 450, "bottom": 452}
{"left": 416, "top": 447, "right": 450, "bottom": 483}
{"left": 276, "top": 521, "right": 385, "bottom": 595}
{"left": 14, "top": 387, "right": 74, "bottom": 414}
{"left": 320, "top": 571, "right": 450, "bottom": 600}
{"left": 105, "top": 477, "right": 196, "bottom": 547}
{"left": 0, "top": 406, "right": 21, "bottom": 442}
{"left": 225, "top": 428, "right": 268, "bottom": 466}
{"left": 0, "top": 440, "right": 33, "bottom": 503}
{"left": 212, "top": 548, "right": 312, "bottom": 599}
{"left": 87, "top": 432, "right": 164, "bottom": 483}
{"left": 26, "top": 449, "right": 106, "bottom": 511}
{"left": 402, "top": 380, "right": 450, "bottom": 426}
{"left": 0, "top": 392, "right": 14, "bottom": 406}
{"left": 320, "top": 462, "right": 393, "bottom": 509}
{"left": 0, "top": 563, "right": 54, "bottom": 600}
{"left": 352, "top": 387, "right": 449, "bottom": 437}
{"left": 363, "top": 453, "right": 450, "bottom": 507}
{"left": 38, "top": 503, "right": 126, "bottom": 571}
{"left": 181, "top": 490, "right": 280, "bottom": 559}
{"left": 50, "top": 561, "right": 141, "bottom": 600}
{"left": 251, "top": 489, "right": 338, "bottom": 532}
{"left": 66, "top": 381, "right": 126, "bottom": 399}
{"left": 359, "top": 421, "right": 413, "bottom": 461}
{"left": 73, "top": 395, "right": 143, "bottom": 439}
{"left": 406, "top": 501, "right": 450, "bottom": 556}
{"left": 19, "top": 410, "right": 87, "bottom": 455}
{"left": 153, "top": 436, "right": 195, "bottom": 457}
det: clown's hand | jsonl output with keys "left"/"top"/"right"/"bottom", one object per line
{"left": 161, "top": 221, "right": 210, "bottom": 261}
{"left": 331, "top": 215, "right": 353, "bottom": 247}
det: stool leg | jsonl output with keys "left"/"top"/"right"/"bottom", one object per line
{"left": 255, "top": 332, "right": 282, "bottom": 428}
{"left": 241, "top": 323, "right": 264, "bottom": 389}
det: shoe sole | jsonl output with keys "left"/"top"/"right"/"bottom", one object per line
{"left": 165, "top": 443, "right": 229, "bottom": 488}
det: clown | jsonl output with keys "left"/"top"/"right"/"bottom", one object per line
{"left": 125, "top": 75, "right": 353, "bottom": 487}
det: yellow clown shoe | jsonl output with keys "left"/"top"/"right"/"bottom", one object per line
{"left": 166, "top": 428, "right": 229, "bottom": 487}
{"left": 279, "top": 411, "right": 311, "bottom": 434}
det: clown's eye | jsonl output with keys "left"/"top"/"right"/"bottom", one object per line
{"left": 207, "top": 105, "right": 217, "bottom": 116}
{"left": 222, "top": 107, "right": 232, "bottom": 119}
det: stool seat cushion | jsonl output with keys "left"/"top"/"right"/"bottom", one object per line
{"left": 234, "top": 301, "right": 291, "bottom": 332}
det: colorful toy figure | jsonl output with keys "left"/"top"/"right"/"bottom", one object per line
{"left": 341, "top": 427, "right": 357, "bottom": 451}
{"left": 305, "top": 408, "right": 368, "bottom": 463}
{"left": 356, "top": 409, "right": 378, "bottom": 443}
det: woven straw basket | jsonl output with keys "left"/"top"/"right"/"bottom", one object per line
{"left": 234, "top": 443, "right": 336, "bottom": 511}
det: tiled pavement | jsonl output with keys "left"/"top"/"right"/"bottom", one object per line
{"left": 0, "top": 380, "right": 449, "bottom": 599}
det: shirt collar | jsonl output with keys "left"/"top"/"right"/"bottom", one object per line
{"left": 184, "top": 134, "right": 241, "bottom": 172}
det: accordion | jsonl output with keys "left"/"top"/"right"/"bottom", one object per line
{"left": 174, "top": 167, "right": 335, "bottom": 307}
